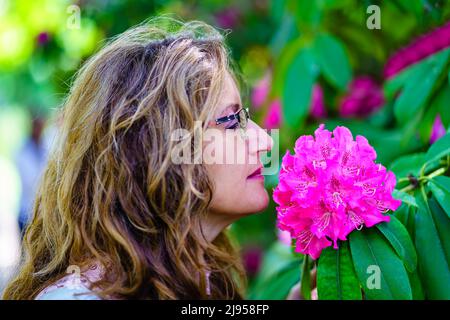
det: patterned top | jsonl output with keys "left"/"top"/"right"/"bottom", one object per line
{"left": 35, "top": 263, "right": 103, "bottom": 300}
{"left": 35, "top": 262, "right": 211, "bottom": 300}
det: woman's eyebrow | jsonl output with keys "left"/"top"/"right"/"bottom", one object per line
{"left": 218, "top": 103, "right": 240, "bottom": 118}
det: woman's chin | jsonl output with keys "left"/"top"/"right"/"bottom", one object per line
{"left": 247, "top": 189, "right": 270, "bottom": 213}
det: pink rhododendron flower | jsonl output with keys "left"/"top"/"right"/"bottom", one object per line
{"left": 339, "top": 76, "right": 385, "bottom": 118}
{"left": 264, "top": 99, "right": 282, "bottom": 129}
{"left": 384, "top": 21, "right": 450, "bottom": 79}
{"left": 251, "top": 74, "right": 271, "bottom": 109}
{"left": 273, "top": 124, "right": 401, "bottom": 259}
{"left": 430, "top": 114, "right": 446, "bottom": 144}
{"left": 310, "top": 84, "right": 327, "bottom": 119}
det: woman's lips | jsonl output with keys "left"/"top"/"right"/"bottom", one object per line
{"left": 247, "top": 167, "right": 263, "bottom": 179}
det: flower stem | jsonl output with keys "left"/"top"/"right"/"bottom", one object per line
{"left": 424, "top": 167, "right": 447, "bottom": 180}
{"left": 399, "top": 165, "right": 448, "bottom": 192}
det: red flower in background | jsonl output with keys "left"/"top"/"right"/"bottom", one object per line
{"left": 242, "top": 245, "right": 263, "bottom": 276}
{"left": 384, "top": 21, "right": 450, "bottom": 79}
{"left": 264, "top": 99, "right": 282, "bottom": 129}
{"left": 214, "top": 7, "right": 240, "bottom": 29}
{"left": 310, "top": 84, "right": 327, "bottom": 119}
{"left": 339, "top": 76, "right": 385, "bottom": 118}
{"left": 430, "top": 114, "right": 446, "bottom": 144}
{"left": 251, "top": 74, "right": 271, "bottom": 109}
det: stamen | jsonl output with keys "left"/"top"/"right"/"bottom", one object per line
{"left": 348, "top": 210, "right": 364, "bottom": 230}
{"left": 342, "top": 151, "right": 350, "bottom": 166}
{"left": 295, "top": 182, "right": 309, "bottom": 194}
{"left": 303, "top": 165, "right": 316, "bottom": 178}
{"left": 333, "top": 192, "right": 344, "bottom": 208}
{"left": 376, "top": 201, "right": 389, "bottom": 213}
{"left": 313, "top": 211, "right": 331, "bottom": 232}
{"left": 320, "top": 143, "right": 331, "bottom": 158}
{"left": 343, "top": 166, "right": 360, "bottom": 177}
{"left": 312, "top": 160, "right": 327, "bottom": 170}
{"left": 297, "top": 230, "right": 313, "bottom": 251}
{"left": 362, "top": 184, "right": 377, "bottom": 197}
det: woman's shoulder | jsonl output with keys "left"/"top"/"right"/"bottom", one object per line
{"left": 35, "top": 285, "right": 100, "bottom": 300}
{"left": 35, "top": 262, "right": 104, "bottom": 300}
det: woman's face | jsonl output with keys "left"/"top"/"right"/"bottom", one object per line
{"left": 203, "top": 72, "right": 274, "bottom": 229}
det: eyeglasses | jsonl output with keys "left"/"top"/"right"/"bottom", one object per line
{"left": 215, "top": 107, "right": 250, "bottom": 130}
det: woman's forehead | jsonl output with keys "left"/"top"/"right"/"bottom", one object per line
{"left": 215, "top": 73, "right": 241, "bottom": 118}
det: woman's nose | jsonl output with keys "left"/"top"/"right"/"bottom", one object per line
{"left": 247, "top": 120, "right": 274, "bottom": 155}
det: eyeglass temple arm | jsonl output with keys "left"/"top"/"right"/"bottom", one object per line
{"left": 215, "top": 108, "right": 249, "bottom": 125}
{"left": 215, "top": 113, "right": 239, "bottom": 125}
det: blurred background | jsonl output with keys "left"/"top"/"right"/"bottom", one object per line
{"left": 0, "top": 0, "right": 449, "bottom": 298}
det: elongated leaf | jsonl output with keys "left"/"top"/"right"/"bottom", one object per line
{"left": 425, "top": 132, "right": 450, "bottom": 165}
{"left": 414, "top": 191, "right": 450, "bottom": 299}
{"left": 250, "top": 260, "right": 300, "bottom": 300}
{"left": 392, "top": 189, "right": 418, "bottom": 207}
{"left": 252, "top": 241, "right": 300, "bottom": 288}
{"left": 396, "top": 205, "right": 416, "bottom": 242}
{"left": 393, "top": 203, "right": 409, "bottom": 228}
{"left": 300, "top": 255, "right": 311, "bottom": 300}
{"left": 317, "top": 242, "right": 362, "bottom": 300}
{"left": 428, "top": 176, "right": 450, "bottom": 218}
{"left": 389, "top": 153, "right": 425, "bottom": 179}
{"left": 428, "top": 197, "right": 450, "bottom": 264}
{"left": 437, "top": 84, "right": 450, "bottom": 127}
{"left": 314, "top": 33, "right": 352, "bottom": 90}
{"left": 269, "top": 14, "right": 299, "bottom": 57}
{"left": 407, "top": 269, "right": 425, "bottom": 300}
{"left": 376, "top": 215, "right": 417, "bottom": 272}
{"left": 282, "top": 47, "right": 319, "bottom": 127}
{"left": 349, "top": 228, "right": 412, "bottom": 299}
{"left": 383, "top": 62, "right": 419, "bottom": 99}
{"left": 394, "top": 48, "right": 450, "bottom": 124}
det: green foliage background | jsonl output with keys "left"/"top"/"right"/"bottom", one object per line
{"left": 0, "top": 0, "right": 449, "bottom": 299}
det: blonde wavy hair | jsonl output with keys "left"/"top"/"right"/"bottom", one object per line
{"left": 3, "top": 17, "right": 247, "bottom": 300}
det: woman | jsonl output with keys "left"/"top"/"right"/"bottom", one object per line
{"left": 2, "top": 18, "right": 275, "bottom": 300}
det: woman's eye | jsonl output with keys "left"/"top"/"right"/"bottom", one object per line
{"left": 225, "top": 122, "right": 239, "bottom": 130}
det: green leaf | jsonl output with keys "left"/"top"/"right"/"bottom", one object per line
{"left": 407, "top": 269, "right": 425, "bottom": 300}
{"left": 393, "top": 204, "right": 416, "bottom": 241}
{"left": 252, "top": 241, "right": 299, "bottom": 286}
{"left": 395, "top": 0, "right": 424, "bottom": 18}
{"left": 393, "top": 203, "right": 410, "bottom": 228}
{"left": 270, "top": 0, "right": 287, "bottom": 23}
{"left": 250, "top": 260, "right": 301, "bottom": 300}
{"left": 294, "top": 0, "right": 322, "bottom": 28}
{"left": 394, "top": 48, "right": 450, "bottom": 125}
{"left": 317, "top": 242, "right": 362, "bottom": 300}
{"left": 414, "top": 191, "right": 450, "bottom": 299}
{"left": 425, "top": 132, "right": 450, "bottom": 165}
{"left": 376, "top": 215, "right": 417, "bottom": 272}
{"left": 392, "top": 189, "right": 418, "bottom": 207}
{"left": 349, "top": 228, "right": 412, "bottom": 299}
{"left": 428, "top": 197, "right": 450, "bottom": 264}
{"left": 389, "top": 153, "right": 425, "bottom": 179}
{"left": 436, "top": 84, "right": 450, "bottom": 127}
{"left": 384, "top": 64, "right": 418, "bottom": 99}
{"left": 313, "top": 33, "right": 352, "bottom": 90}
{"left": 428, "top": 176, "right": 450, "bottom": 218}
{"left": 269, "top": 13, "right": 299, "bottom": 58}
{"left": 300, "top": 254, "right": 311, "bottom": 300}
{"left": 282, "top": 47, "right": 319, "bottom": 127}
